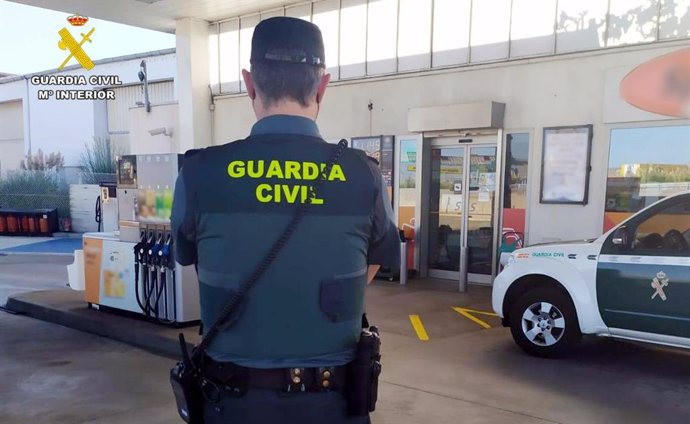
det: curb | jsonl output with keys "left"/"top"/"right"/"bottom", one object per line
{"left": 5, "top": 292, "right": 194, "bottom": 359}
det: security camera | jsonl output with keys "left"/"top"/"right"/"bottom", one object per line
{"left": 148, "top": 127, "right": 173, "bottom": 137}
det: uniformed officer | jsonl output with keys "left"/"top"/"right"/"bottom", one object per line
{"left": 171, "top": 16, "right": 400, "bottom": 424}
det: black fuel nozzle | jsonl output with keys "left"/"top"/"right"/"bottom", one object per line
{"left": 133, "top": 231, "right": 147, "bottom": 263}
{"left": 140, "top": 232, "right": 154, "bottom": 266}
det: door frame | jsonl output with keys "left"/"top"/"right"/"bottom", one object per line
{"left": 420, "top": 132, "right": 503, "bottom": 287}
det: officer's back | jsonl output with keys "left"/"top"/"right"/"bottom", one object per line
{"left": 172, "top": 16, "right": 399, "bottom": 424}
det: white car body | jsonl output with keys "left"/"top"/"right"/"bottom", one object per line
{"left": 493, "top": 191, "right": 690, "bottom": 351}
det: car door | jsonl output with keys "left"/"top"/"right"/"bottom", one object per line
{"left": 597, "top": 194, "right": 690, "bottom": 338}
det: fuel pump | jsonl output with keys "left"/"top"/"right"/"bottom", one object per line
{"left": 83, "top": 153, "right": 199, "bottom": 325}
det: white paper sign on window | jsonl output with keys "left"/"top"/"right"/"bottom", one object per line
{"left": 540, "top": 126, "right": 593, "bottom": 204}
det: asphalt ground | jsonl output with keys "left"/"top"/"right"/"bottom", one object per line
{"left": 2, "top": 253, "right": 690, "bottom": 424}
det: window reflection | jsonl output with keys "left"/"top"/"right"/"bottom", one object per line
{"left": 604, "top": 125, "right": 690, "bottom": 232}
{"left": 501, "top": 133, "right": 529, "bottom": 253}
{"left": 398, "top": 138, "right": 417, "bottom": 271}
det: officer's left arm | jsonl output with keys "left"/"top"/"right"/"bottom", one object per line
{"left": 367, "top": 168, "right": 401, "bottom": 283}
{"left": 171, "top": 167, "right": 198, "bottom": 266}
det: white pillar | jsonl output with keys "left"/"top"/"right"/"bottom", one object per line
{"left": 175, "top": 18, "right": 212, "bottom": 152}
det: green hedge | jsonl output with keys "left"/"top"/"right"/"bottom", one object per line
{"left": 0, "top": 171, "right": 70, "bottom": 219}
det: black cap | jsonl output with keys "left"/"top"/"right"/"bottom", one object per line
{"left": 250, "top": 17, "right": 325, "bottom": 68}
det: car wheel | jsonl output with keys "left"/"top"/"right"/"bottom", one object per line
{"left": 509, "top": 286, "right": 581, "bottom": 358}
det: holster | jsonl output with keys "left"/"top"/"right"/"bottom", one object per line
{"left": 170, "top": 335, "right": 205, "bottom": 424}
{"left": 346, "top": 325, "right": 382, "bottom": 416}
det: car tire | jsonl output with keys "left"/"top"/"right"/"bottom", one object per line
{"left": 509, "top": 286, "right": 581, "bottom": 358}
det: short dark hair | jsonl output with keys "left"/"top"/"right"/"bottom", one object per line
{"left": 250, "top": 61, "right": 323, "bottom": 108}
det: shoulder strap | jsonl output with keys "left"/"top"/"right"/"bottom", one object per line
{"left": 192, "top": 139, "right": 349, "bottom": 360}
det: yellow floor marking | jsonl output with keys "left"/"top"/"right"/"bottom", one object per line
{"left": 409, "top": 314, "right": 430, "bottom": 341}
{"left": 452, "top": 307, "right": 497, "bottom": 329}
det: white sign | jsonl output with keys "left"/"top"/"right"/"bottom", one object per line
{"left": 541, "top": 127, "right": 591, "bottom": 204}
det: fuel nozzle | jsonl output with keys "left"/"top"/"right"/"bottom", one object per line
{"left": 141, "top": 232, "right": 154, "bottom": 266}
{"left": 149, "top": 233, "right": 164, "bottom": 268}
{"left": 159, "top": 234, "right": 173, "bottom": 270}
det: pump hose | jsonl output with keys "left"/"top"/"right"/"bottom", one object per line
{"left": 134, "top": 250, "right": 149, "bottom": 314}
{"left": 95, "top": 196, "right": 102, "bottom": 232}
{"left": 145, "top": 266, "right": 158, "bottom": 320}
{"left": 153, "top": 268, "right": 175, "bottom": 325}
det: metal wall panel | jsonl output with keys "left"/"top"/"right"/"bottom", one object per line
{"left": 106, "top": 81, "right": 174, "bottom": 148}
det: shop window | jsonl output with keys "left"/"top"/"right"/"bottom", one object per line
{"left": 260, "top": 9, "right": 284, "bottom": 20}
{"left": 555, "top": 0, "right": 608, "bottom": 53}
{"left": 367, "top": 0, "right": 398, "bottom": 75}
{"left": 313, "top": 0, "right": 340, "bottom": 80}
{"left": 607, "top": 0, "right": 659, "bottom": 47}
{"left": 398, "top": 0, "right": 432, "bottom": 71}
{"left": 340, "top": 0, "right": 367, "bottom": 79}
{"left": 604, "top": 125, "right": 690, "bottom": 232}
{"left": 398, "top": 137, "right": 418, "bottom": 269}
{"left": 239, "top": 15, "right": 260, "bottom": 92}
{"left": 219, "top": 19, "right": 240, "bottom": 93}
{"left": 470, "top": 0, "right": 511, "bottom": 63}
{"left": 432, "top": 0, "right": 471, "bottom": 67}
{"left": 285, "top": 3, "right": 312, "bottom": 21}
{"left": 501, "top": 133, "right": 529, "bottom": 253}
{"left": 510, "top": 0, "right": 556, "bottom": 58}
{"left": 208, "top": 24, "right": 220, "bottom": 95}
{"left": 659, "top": 0, "right": 690, "bottom": 40}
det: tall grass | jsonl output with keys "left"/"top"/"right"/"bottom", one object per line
{"left": 80, "top": 138, "right": 120, "bottom": 184}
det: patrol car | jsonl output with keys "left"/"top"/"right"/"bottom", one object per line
{"left": 493, "top": 191, "right": 690, "bottom": 357}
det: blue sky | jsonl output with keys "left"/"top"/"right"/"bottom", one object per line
{"left": 0, "top": 1, "right": 175, "bottom": 75}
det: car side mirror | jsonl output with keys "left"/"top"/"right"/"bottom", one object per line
{"left": 612, "top": 226, "right": 629, "bottom": 248}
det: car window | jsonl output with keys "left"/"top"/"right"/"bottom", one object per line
{"left": 629, "top": 199, "right": 690, "bottom": 255}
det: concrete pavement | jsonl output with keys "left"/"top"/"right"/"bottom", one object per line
{"left": 2, "top": 254, "right": 690, "bottom": 423}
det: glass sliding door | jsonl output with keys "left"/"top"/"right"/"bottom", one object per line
{"left": 467, "top": 146, "right": 497, "bottom": 277}
{"left": 428, "top": 147, "right": 465, "bottom": 275}
{"left": 426, "top": 137, "right": 499, "bottom": 284}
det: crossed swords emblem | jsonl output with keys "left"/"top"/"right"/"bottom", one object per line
{"left": 57, "top": 27, "right": 96, "bottom": 71}
{"left": 651, "top": 271, "right": 669, "bottom": 301}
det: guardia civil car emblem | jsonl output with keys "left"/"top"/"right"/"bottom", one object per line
{"left": 651, "top": 271, "right": 669, "bottom": 301}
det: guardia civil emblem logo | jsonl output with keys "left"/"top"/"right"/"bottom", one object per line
{"left": 651, "top": 271, "right": 669, "bottom": 301}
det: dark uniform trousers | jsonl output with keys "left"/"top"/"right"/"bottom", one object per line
{"left": 203, "top": 389, "right": 370, "bottom": 424}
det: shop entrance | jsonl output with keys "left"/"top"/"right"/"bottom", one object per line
{"left": 424, "top": 137, "right": 499, "bottom": 285}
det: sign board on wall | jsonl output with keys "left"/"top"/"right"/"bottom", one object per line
{"left": 620, "top": 47, "right": 690, "bottom": 118}
{"left": 540, "top": 125, "right": 593, "bottom": 205}
{"left": 351, "top": 135, "right": 395, "bottom": 204}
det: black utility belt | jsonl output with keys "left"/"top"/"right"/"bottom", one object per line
{"left": 203, "top": 359, "right": 348, "bottom": 393}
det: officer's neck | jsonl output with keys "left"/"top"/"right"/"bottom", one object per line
{"left": 254, "top": 98, "right": 318, "bottom": 122}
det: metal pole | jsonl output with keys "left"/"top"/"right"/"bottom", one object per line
{"left": 459, "top": 246, "right": 468, "bottom": 292}
{"left": 399, "top": 239, "right": 408, "bottom": 285}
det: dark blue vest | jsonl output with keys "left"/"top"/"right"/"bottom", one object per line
{"left": 181, "top": 134, "right": 383, "bottom": 368}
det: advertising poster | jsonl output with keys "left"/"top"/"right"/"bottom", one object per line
{"left": 351, "top": 136, "right": 395, "bottom": 204}
{"left": 540, "top": 126, "right": 593, "bottom": 204}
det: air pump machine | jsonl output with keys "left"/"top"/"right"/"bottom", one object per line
{"left": 83, "top": 154, "right": 199, "bottom": 325}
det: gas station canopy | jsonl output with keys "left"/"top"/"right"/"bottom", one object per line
{"left": 7, "top": 0, "right": 289, "bottom": 32}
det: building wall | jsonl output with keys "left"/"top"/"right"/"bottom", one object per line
{"left": 212, "top": 40, "right": 690, "bottom": 244}
{"left": 128, "top": 102, "right": 179, "bottom": 155}
{"left": 107, "top": 80, "right": 175, "bottom": 154}
{"left": 0, "top": 52, "right": 176, "bottom": 166}
{"left": 0, "top": 100, "right": 24, "bottom": 176}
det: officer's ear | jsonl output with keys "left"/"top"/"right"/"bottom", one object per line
{"left": 315, "top": 72, "right": 331, "bottom": 105}
{"left": 242, "top": 69, "right": 257, "bottom": 100}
